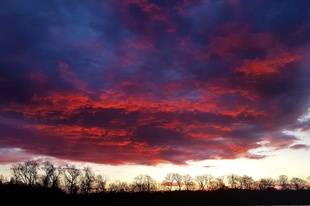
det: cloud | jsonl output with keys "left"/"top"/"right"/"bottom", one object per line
{"left": 289, "top": 144, "right": 310, "bottom": 150}
{"left": 203, "top": 165, "right": 217, "bottom": 168}
{"left": 0, "top": 0, "right": 310, "bottom": 166}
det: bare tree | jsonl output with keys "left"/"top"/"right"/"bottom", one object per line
{"left": 163, "top": 173, "right": 175, "bottom": 191}
{"left": 145, "top": 175, "right": 157, "bottom": 192}
{"left": 226, "top": 173, "right": 239, "bottom": 189}
{"left": 108, "top": 181, "right": 118, "bottom": 193}
{"left": 258, "top": 178, "right": 275, "bottom": 190}
{"left": 80, "top": 177, "right": 87, "bottom": 195}
{"left": 174, "top": 173, "right": 183, "bottom": 191}
{"left": 80, "top": 167, "right": 95, "bottom": 195}
{"left": 41, "top": 161, "right": 56, "bottom": 188}
{"left": 63, "top": 164, "right": 81, "bottom": 194}
{"left": 183, "top": 174, "right": 193, "bottom": 191}
{"left": 133, "top": 174, "right": 157, "bottom": 192}
{"left": 194, "top": 175, "right": 205, "bottom": 190}
{"left": 10, "top": 161, "right": 40, "bottom": 186}
{"left": 241, "top": 175, "right": 254, "bottom": 190}
{"left": 95, "top": 174, "right": 108, "bottom": 193}
{"left": 10, "top": 163, "right": 22, "bottom": 184}
{"left": 128, "top": 183, "right": 139, "bottom": 193}
{"left": 108, "top": 180, "right": 129, "bottom": 193}
{"left": 214, "top": 176, "right": 226, "bottom": 190}
{"left": 25, "top": 161, "right": 40, "bottom": 186}
{"left": 236, "top": 175, "right": 243, "bottom": 189}
{"left": 134, "top": 174, "right": 146, "bottom": 192}
{"left": 278, "top": 175, "right": 289, "bottom": 190}
{"left": 290, "top": 177, "right": 306, "bottom": 190}
{"left": 204, "top": 174, "right": 214, "bottom": 190}
{"left": 51, "top": 166, "right": 62, "bottom": 188}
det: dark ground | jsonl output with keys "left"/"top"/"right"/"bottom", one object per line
{"left": 1, "top": 184, "right": 310, "bottom": 205}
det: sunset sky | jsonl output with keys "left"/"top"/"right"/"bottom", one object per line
{"left": 1, "top": 0, "right": 310, "bottom": 183}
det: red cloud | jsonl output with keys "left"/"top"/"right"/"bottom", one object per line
{"left": 236, "top": 52, "right": 303, "bottom": 75}
{"left": 210, "top": 22, "right": 273, "bottom": 57}
{"left": 1, "top": 0, "right": 309, "bottom": 167}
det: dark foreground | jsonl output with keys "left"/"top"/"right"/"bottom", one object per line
{"left": 1, "top": 185, "right": 310, "bottom": 206}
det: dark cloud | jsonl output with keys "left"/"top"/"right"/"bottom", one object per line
{"left": 148, "top": 0, "right": 180, "bottom": 8}
{"left": 289, "top": 144, "right": 310, "bottom": 150}
{"left": 0, "top": 0, "right": 310, "bottom": 165}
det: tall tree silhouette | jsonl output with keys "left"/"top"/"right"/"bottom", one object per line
{"left": 95, "top": 174, "right": 108, "bottom": 193}
{"left": 173, "top": 173, "right": 183, "bottom": 191}
{"left": 63, "top": 164, "right": 81, "bottom": 194}
{"left": 214, "top": 176, "right": 226, "bottom": 189}
{"left": 278, "top": 175, "right": 289, "bottom": 190}
{"left": 290, "top": 177, "right": 306, "bottom": 190}
{"left": 10, "top": 161, "right": 39, "bottom": 186}
{"left": 227, "top": 173, "right": 238, "bottom": 189}
{"left": 163, "top": 173, "right": 175, "bottom": 191}
{"left": 10, "top": 163, "right": 22, "bottom": 184}
{"left": 134, "top": 174, "right": 146, "bottom": 192}
{"left": 241, "top": 175, "right": 254, "bottom": 190}
{"left": 258, "top": 178, "right": 275, "bottom": 190}
{"left": 183, "top": 174, "right": 193, "bottom": 191}
{"left": 108, "top": 180, "right": 129, "bottom": 193}
{"left": 194, "top": 175, "right": 205, "bottom": 190}
{"left": 41, "top": 161, "right": 57, "bottom": 188}
{"left": 204, "top": 174, "right": 214, "bottom": 190}
{"left": 80, "top": 167, "right": 95, "bottom": 195}
{"left": 145, "top": 175, "right": 156, "bottom": 192}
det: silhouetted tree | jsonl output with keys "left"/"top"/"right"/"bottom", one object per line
{"left": 204, "top": 174, "right": 214, "bottom": 190}
{"left": 51, "top": 166, "right": 62, "bottom": 188}
{"left": 194, "top": 175, "right": 205, "bottom": 190}
{"left": 174, "top": 173, "right": 183, "bottom": 191}
{"left": 145, "top": 175, "right": 157, "bottom": 192}
{"left": 128, "top": 183, "right": 138, "bottom": 192}
{"left": 236, "top": 175, "right": 243, "bottom": 189}
{"left": 10, "top": 164, "right": 22, "bottom": 184}
{"left": 183, "top": 174, "right": 193, "bottom": 191}
{"left": 10, "top": 161, "right": 40, "bottom": 186}
{"left": 63, "top": 164, "right": 81, "bottom": 194}
{"left": 108, "top": 181, "right": 118, "bottom": 193}
{"left": 133, "top": 174, "right": 156, "bottom": 192}
{"left": 278, "top": 175, "right": 289, "bottom": 190}
{"left": 214, "top": 176, "right": 226, "bottom": 190}
{"left": 80, "top": 167, "right": 95, "bottom": 195}
{"left": 163, "top": 173, "right": 175, "bottom": 191}
{"left": 227, "top": 173, "right": 238, "bottom": 189}
{"left": 134, "top": 174, "right": 146, "bottom": 192}
{"left": 241, "top": 175, "right": 254, "bottom": 190}
{"left": 95, "top": 174, "right": 108, "bottom": 193}
{"left": 290, "top": 177, "right": 306, "bottom": 190}
{"left": 258, "top": 178, "right": 275, "bottom": 190}
{"left": 108, "top": 180, "right": 129, "bottom": 193}
{"left": 41, "top": 161, "right": 56, "bottom": 188}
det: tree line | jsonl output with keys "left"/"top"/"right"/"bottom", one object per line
{"left": 1, "top": 160, "right": 310, "bottom": 194}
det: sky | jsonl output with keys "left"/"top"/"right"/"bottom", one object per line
{"left": 1, "top": 0, "right": 310, "bottom": 183}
